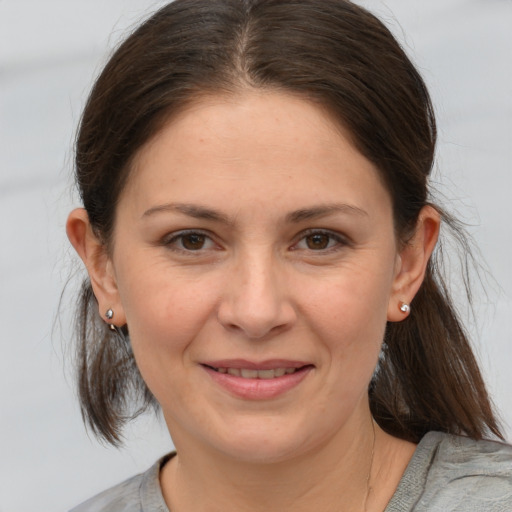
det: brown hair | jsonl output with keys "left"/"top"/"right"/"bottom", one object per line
{"left": 73, "top": 0, "right": 503, "bottom": 445}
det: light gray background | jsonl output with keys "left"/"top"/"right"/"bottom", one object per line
{"left": 1, "top": 1, "right": 511, "bottom": 510}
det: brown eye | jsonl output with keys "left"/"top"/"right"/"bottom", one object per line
{"left": 293, "top": 230, "right": 347, "bottom": 253}
{"left": 181, "top": 233, "right": 206, "bottom": 250}
{"left": 164, "top": 230, "right": 217, "bottom": 253}
{"left": 305, "top": 233, "right": 331, "bottom": 250}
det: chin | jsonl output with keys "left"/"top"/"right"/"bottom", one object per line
{"left": 218, "top": 438, "right": 310, "bottom": 465}
{"left": 203, "top": 416, "right": 325, "bottom": 465}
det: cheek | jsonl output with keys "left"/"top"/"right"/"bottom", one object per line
{"left": 116, "top": 263, "right": 220, "bottom": 370}
{"left": 302, "top": 264, "right": 393, "bottom": 337}
{"left": 299, "top": 265, "right": 392, "bottom": 380}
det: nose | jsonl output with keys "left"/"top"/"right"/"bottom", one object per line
{"left": 217, "top": 250, "right": 297, "bottom": 340}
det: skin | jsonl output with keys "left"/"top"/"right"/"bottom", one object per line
{"left": 67, "top": 91, "right": 440, "bottom": 511}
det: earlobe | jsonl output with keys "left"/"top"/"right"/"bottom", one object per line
{"left": 66, "top": 208, "right": 127, "bottom": 327}
{"left": 387, "top": 206, "right": 440, "bottom": 322}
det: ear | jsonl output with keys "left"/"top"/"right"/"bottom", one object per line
{"left": 66, "top": 208, "right": 126, "bottom": 327}
{"left": 387, "top": 205, "right": 440, "bottom": 322}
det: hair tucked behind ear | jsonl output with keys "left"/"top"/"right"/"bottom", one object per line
{"left": 72, "top": 0, "right": 503, "bottom": 445}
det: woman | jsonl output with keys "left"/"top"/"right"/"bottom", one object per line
{"left": 66, "top": 0, "right": 512, "bottom": 510}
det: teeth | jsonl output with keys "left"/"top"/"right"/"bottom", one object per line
{"left": 217, "top": 367, "right": 297, "bottom": 379}
{"left": 258, "top": 369, "right": 275, "bottom": 379}
{"left": 240, "top": 369, "right": 258, "bottom": 378}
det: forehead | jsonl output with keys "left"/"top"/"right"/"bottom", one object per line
{"left": 121, "top": 91, "right": 392, "bottom": 220}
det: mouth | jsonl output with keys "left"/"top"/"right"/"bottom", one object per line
{"left": 201, "top": 361, "right": 313, "bottom": 399}
{"left": 205, "top": 366, "right": 303, "bottom": 379}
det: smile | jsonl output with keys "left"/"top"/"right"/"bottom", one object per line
{"left": 202, "top": 362, "right": 313, "bottom": 400}
{"left": 210, "top": 367, "right": 298, "bottom": 379}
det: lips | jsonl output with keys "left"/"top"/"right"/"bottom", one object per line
{"left": 201, "top": 360, "right": 313, "bottom": 399}
{"left": 209, "top": 367, "right": 298, "bottom": 379}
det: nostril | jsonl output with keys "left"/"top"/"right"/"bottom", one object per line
{"left": 216, "top": 283, "right": 297, "bottom": 339}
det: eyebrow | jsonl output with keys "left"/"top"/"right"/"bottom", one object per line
{"left": 142, "top": 203, "right": 231, "bottom": 223}
{"left": 141, "top": 202, "right": 368, "bottom": 223}
{"left": 285, "top": 203, "right": 368, "bottom": 223}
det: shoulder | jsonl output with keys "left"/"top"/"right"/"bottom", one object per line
{"left": 69, "top": 472, "right": 144, "bottom": 512}
{"left": 387, "top": 432, "right": 512, "bottom": 511}
{"left": 430, "top": 431, "right": 512, "bottom": 471}
{"left": 69, "top": 455, "right": 172, "bottom": 512}
{"left": 424, "top": 431, "right": 512, "bottom": 483}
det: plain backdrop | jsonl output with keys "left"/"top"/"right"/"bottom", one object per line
{"left": 1, "top": 1, "right": 511, "bottom": 510}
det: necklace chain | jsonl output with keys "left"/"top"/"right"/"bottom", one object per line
{"left": 362, "top": 419, "right": 376, "bottom": 512}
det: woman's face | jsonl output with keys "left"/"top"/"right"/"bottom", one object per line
{"left": 109, "top": 91, "right": 403, "bottom": 462}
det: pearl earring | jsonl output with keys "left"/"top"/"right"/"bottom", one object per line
{"left": 399, "top": 302, "right": 410, "bottom": 313}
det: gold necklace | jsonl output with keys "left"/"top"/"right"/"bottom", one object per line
{"left": 362, "top": 419, "right": 376, "bottom": 512}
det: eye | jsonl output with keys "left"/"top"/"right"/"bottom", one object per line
{"left": 304, "top": 233, "right": 332, "bottom": 250}
{"left": 293, "top": 230, "right": 347, "bottom": 251}
{"left": 164, "top": 230, "right": 217, "bottom": 252}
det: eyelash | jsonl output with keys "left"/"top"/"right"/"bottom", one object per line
{"left": 162, "top": 230, "right": 218, "bottom": 253}
{"left": 162, "top": 229, "right": 349, "bottom": 254}
{"left": 291, "top": 229, "right": 350, "bottom": 253}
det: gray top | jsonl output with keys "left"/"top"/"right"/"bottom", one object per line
{"left": 70, "top": 432, "right": 512, "bottom": 511}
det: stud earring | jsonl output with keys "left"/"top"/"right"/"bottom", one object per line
{"left": 399, "top": 302, "right": 410, "bottom": 314}
{"left": 105, "top": 308, "right": 116, "bottom": 331}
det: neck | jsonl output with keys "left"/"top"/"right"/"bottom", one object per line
{"left": 160, "top": 416, "right": 408, "bottom": 512}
